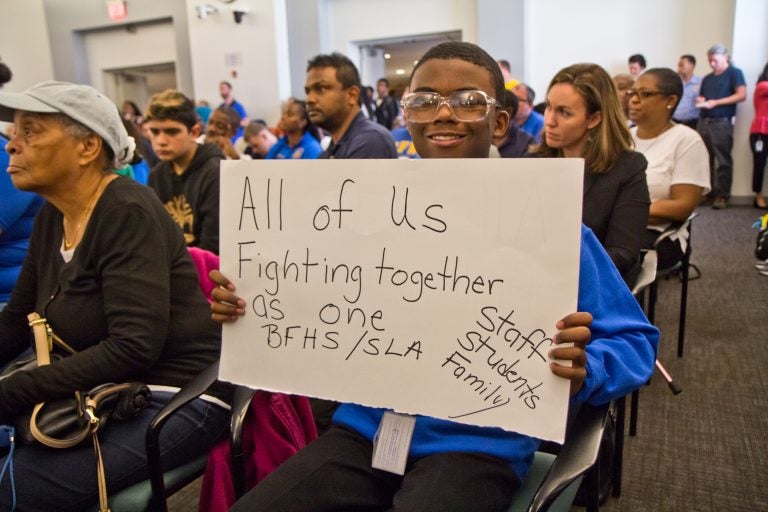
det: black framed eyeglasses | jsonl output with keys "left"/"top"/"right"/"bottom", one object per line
{"left": 401, "top": 90, "right": 498, "bottom": 123}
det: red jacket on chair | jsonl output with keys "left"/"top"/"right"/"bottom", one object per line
{"left": 199, "top": 391, "right": 318, "bottom": 511}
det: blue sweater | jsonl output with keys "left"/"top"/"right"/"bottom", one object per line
{"left": 0, "top": 137, "right": 44, "bottom": 302}
{"left": 332, "top": 225, "right": 659, "bottom": 480}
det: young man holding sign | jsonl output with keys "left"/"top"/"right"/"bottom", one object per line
{"left": 213, "top": 42, "right": 658, "bottom": 511}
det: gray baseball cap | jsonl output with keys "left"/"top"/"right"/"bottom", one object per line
{"left": 0, "top": 80, "right": 135, "bottom": 168}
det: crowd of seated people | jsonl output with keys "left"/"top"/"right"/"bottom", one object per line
{"left": 4, "top": 36, "right": 755, "bottom": 510}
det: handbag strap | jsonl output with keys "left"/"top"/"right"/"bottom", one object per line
{"left": 27, "top": 313, "right": 52, "bottom": 366}
{"left": 26, "top": 313, "right": 119, "bottom": 511}
{"left": 26, "top": 313, "right": 90, "bottom": 447}
{"left": 93, "top": 433, "right": 110, "bottom": 512}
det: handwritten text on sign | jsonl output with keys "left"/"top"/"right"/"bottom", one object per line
{"left": 219, "top": 158, "right": 583, "bottom": 443}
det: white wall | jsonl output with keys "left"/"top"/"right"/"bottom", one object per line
{"left": 321, "top": 0, "right": 478, "bottom": 61}
{"left": 286, "top": 0, "right": 322, "bottom": 97}
{"left": 477, "top": 0, "right": 525, "bottom": 81}
{"left": 524, "top": 0, "right": 735, "bottom": 101}
{"left": 0, "top": 0, "right": 54, "bottom": 91}
{"left": 39, "top": 0, "right": 194, "bottom": 93}
{"left": 185, "top": 0, "right": 291, "bottom": 125}
{"left": 358, "top": 48, "right": 387, "bottom": 90}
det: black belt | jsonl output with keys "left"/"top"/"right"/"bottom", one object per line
{"left": 699, "top": 117, "right": 730, "bottom": 123}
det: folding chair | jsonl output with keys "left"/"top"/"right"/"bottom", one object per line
{"left": 627, "top": 245, "right": 684, "bottom": 438}
{"left": 90, "top": 363, "right": 215, "bottom": 511}
{"left": 507, "top": 402, "right": 613, "bottom": 512}
{"left": 646, "top": 213, "right": 698, "bottom": 358}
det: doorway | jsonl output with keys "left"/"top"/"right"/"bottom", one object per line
{"left": 353, "top": 31, "right": 462, "bottom": 94}
{"left": 82, "top": 18, "right": 177, "bottom": 111}
{"left": 102, "top": 62, "right": 177, "bottom": 114}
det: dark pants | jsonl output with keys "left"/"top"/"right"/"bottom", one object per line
{"left": 0, "top": 392, "right": 229, "bottom": 511}
{"left": 698, "top": 117, "right": 734, "bottom": 199}
{"left": 643, "top": 228, "right": 685, "bottom": 271}
{"left": 231, "top": 425, "right": 521, "bottom": 512}
{"left": 673, "top": 118, "right": 699, "bottom": 131}
{"left": 750, "top": 133, "right": 768, "bottom": 194}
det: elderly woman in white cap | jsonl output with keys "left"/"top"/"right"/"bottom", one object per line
{"left": 0, "top": 81, "right": 230, "bottom": 510}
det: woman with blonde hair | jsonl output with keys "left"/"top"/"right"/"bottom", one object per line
{"left": 532, "top": 63, "right": 650, "bottom": 286}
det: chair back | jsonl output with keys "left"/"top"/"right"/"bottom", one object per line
{"left": 654, "top": 213, "right": 697, "bottom": 256}
{"left": 631, "top": 250, "right": 658, "bottom": 296}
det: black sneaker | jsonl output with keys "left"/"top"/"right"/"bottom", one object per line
{"left": 712, "top": 197, "right": 728, "bottom": 209}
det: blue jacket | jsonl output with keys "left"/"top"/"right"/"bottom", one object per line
{"left": 0, "top": 137, "right": 44, "bottom": 302}
{"left": 521, "top": 111, "right": 545, "bottom": 143}
{"left": 332, "top": 225, "right": 659, "bottom": 480}
{"left": 265, "top": 132, "right": 323, "bottom": 160}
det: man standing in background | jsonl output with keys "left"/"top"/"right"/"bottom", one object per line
{"left": 374, "top": 78, "right": 399, "bottom": 130}
{"left": 628, "top": 54, "right": 646, "bottom": 77}
{"left": 219, "top": 80, "right": 249, "bottom": 142}
{"left": 673, "top": 54, "right": 701, "bottom": 130}
{"left": 497, "top": 59, "right": 519, "bottom": 91}
{"left": 697, "top": 44, "right": 747, "bottom": 210}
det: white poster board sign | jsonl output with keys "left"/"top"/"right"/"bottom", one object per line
{"left": 219, "top": 158, "right": 583, "bottom": 443}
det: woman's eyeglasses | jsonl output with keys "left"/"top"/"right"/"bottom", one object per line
{"left": 626, "top": 89, "right": 665, "bottom": 100}
{"left": 401, "top": 91, "right": 498, "bottom": 123}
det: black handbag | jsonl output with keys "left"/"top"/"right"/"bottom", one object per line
{"left": 0, "top": 313, "right": 151, "bottom": 511}
{"left": 0, "top": 354, "right": 151, "bottom": 446}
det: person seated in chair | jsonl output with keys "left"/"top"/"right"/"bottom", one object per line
{"left": 146, "top": 89, "right": 224, "bottom": 254}
{"left": 0, "top": 81, "right": 231, "bottom": 510}
{"left": 210, "top": 42, "right": 659, "bottom": 512}
{"left": 265, "top": 98, "right": 323, "bottom": 160}
{"left": 206, "top": 106, "right": 242, "bottom": 160}
{"left": 530, "top": 63, "right": 650, "bottom": 288}
{"left": 494, "top": 89, "right": 535, "bottom": 158}
{"left": 513, "top": 82, "right": 544, "bottom": 142}
{"left": 629, "top": 68, "right": 710, "bottom": 270}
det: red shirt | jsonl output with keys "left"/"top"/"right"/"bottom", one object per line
{"left": 751, "top": 81, "right": 768, "bottom": 134}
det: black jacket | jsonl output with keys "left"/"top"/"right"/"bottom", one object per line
{"left": 149, "top": 143, "right": 223, "bottom": 254}
{"left": 582, "top": 150, "right": 650, "bottom": 285}
{"left": 0, "top": 178, "right": 228, "bottom": 421}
